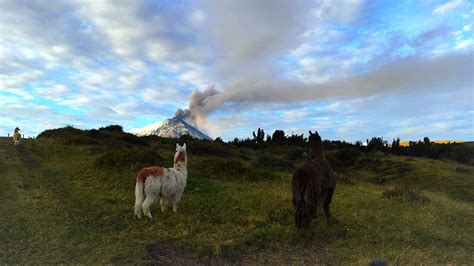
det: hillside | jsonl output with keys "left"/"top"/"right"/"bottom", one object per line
{"left": 0, "top": 128, "right": 473, "bottom": 264}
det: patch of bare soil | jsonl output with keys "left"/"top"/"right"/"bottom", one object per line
{"left": 14, "top": 145, "right": 37, "bottom": 169}
{"left": 144, "top": 241, "right": 329, "bottom": 265}
{"left": 145, "top": 242, "right": 204, "bottom": 265}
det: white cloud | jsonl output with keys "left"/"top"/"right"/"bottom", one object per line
{"left": 456, "top": 38, "right": 474, "bottom": 49}
{"left": 433, "top": 0, "right": 467, "bottom": 15}
{"left": 5, "top": 88, "right": 33, "bottom": 100}
{"left": 189, "top": 10, "right": 207, "bottom": 26}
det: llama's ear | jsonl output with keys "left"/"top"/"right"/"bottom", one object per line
{"left": 183, "top": 143, "right": 187, "bottom": 150}
{"left": 309, "top": 130, "right": 312, "bottom": 135}
{"left": 176, "top": 143, "right": 179, "bottom": 150}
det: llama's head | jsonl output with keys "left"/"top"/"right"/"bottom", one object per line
{"left": 308, "top": 130, "right": 321, "bottom": 143}
{"left": 308, "top": 130, "right": 325, "bottom": 160}
{"left": 14, "top": 127, "right": 20, "bottom": 133}
{"left": 174, "top": 143, "right": 187, "bottom": 169}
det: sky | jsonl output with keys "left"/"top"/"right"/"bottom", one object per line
{"left": 0, "top": 0, "right": 473, "bottom": 141}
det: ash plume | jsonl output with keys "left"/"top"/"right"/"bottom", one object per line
{"left": 175, "top": 85, "right": 219, "bottom": 127}
{"left": 177, "top": 52, "right": 471, "bottom": 129}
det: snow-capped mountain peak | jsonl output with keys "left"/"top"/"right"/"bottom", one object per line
{"left": 131, "top": 116, "right": 211, "bottom": 140}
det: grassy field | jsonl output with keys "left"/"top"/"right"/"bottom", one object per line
{"left": 0, "top": 129, "right": 473, "bottom": 264}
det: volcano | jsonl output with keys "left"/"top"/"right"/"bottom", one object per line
{"left": 131, "top": 116, "right": 212, "bottom": 140}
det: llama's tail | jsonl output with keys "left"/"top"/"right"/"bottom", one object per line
{"left": 292, "top": 168, "right": 319, "bottom": 229}
{"left": 291, "top": 168, "right": 304, "bottom": 207}
{"left": 134, "top": 181, "right": 145, "bottom": 219}
{"left": 292, "top": 168, "right": 309, "bottom": 228}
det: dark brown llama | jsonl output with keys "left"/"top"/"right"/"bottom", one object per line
{"left": 292, "top": 131, "right": 336, "bottom": 229}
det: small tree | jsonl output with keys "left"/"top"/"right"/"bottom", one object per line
{"left": 252, "top": 127, "right": 265, "bottom": 143}
{"left": 272, "top": 130, "right": 286, "bottom": 145}
{"left": 423, "top": 137, "right": 431, "bottom": 145}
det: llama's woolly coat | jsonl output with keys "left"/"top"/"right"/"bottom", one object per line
{"left": 292, "top": 131, "right": 336, "bottom": 229}
{"left": 134, "top": 144, "right": 188, "bottom": 219}
{"left": 13, "top": 128, "right": 21, "bottom": 146}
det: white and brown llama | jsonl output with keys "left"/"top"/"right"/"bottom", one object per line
{"left": 13, "top": 127, "right": 21, "bottom": 146}
{"left": 134, "top": 143, "right": 188, "bottom": 219}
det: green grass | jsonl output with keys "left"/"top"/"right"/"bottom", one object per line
{"left": 0, "top": 134, "right": 473, "bottom": 264}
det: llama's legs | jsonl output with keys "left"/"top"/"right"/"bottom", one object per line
{"left": 142, "top": 195, "right": 155, "bottom": 219}
{"left": 160, "top": 198, "right": 166, "bottom": 212}
{"left": 171, "top": 195, "right": 181, "bottom": 213}
{"left": 134, "top": 206, "right": 143, "bottom": 219}
{"left": 134, "top": 201, "right": 143, "bottom": 219}
{"left": 172, "top": 200, "right": 178, "bottom": 213}
{"left": 324, "top": 187, "right": 335, "bottom": 219}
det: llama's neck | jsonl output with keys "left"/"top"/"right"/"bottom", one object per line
{"left": 310, "top": 142, "right": 326, "bottom": 160}
{"left": 173, "top": 162, "right": 187, "bottom": 173}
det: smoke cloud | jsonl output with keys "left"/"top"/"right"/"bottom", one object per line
{"left": 175, "top": 85, "right": 220, "bottom": 126}
{"left": 178, "top": 52, "right": 471, "bottom": 129}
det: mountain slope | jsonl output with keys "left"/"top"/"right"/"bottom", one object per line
{"left": 131, "top": 116, "right": 212, "bottom": 140}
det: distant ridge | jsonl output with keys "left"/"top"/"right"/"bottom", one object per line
{"left": 131, "top": 116, "right": 212, "bottom": 140}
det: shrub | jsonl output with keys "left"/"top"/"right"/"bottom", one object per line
{"left": 353, "top": 157, "right": 413, "bottom": 178}
{"left": 188, "top": 142, "right": 231, "bottom": 157}
{"left": 285, "top": 148, "right": 305, "bottom": 161}
{"left": 327, "top": 148, "right": 364, "bottom": 169}
{"left": 455, "top": 166, "right": 473, "bottom": 175}
{"left": 202, "top": 158, "right": 248, "bottom": 180}
{"left": 334, "top": 148, "right": 363, "bottom": 162}
{"left": 102, "top": 133, "right": 149, "bottom": 148}
{"left": 38, "top": 126, "right": 101, "bottom": 145}
{"left": 37, "top": 126, "right": 85, "bottom": 139}
{"left": 382, "top": 187, "right": 429, "bottom": 203}
{"left": 371, "top": 176, "right": 390, "bottom": 184}
{"left": 246, "top": 169, "right": 280, "bottom": 181}
{"left": 252, "top": 153, "right": 295, "bottom": 171}
{"left": 352, "top": 157, "right": 382, "bottom": 170}
{"left": 376, "top": 161, "right": 414, "bottom": 176}
{"left": 336, "top": 173, "right": 353, "bottom": 184}
{"left": 98, "top": 125, "right": 123, "bottom": 132}
{"left": 65, "top": 135, "right": 99, "bottom": 145}
{"left": 94, "top": 149, "right": 164, "bottom": 170}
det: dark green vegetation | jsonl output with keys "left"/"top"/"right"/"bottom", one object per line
{"left": 1, "top": 126, "right": 473, "bottom": 264}
{"left": 232, "top": 128, "right": 474, "bottom": 165}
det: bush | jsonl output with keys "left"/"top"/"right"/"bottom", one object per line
{"left": 37, "top": 126, "right": 86, "bottom": 139}
{"left": 382, "top": 187, "right": 429, "bottom": 203}
{"left": 65, "top": 135, "right": 99, "bottom": 145}
{"left": 252, "top": 153, "right": 295, "bottom": 171}
{"left": 352, "top": 157, "right": 382, "bottom": 170}
{"left": 38, "top": 126, "right": 101, "bottom": 145}
{"left": 246, "top": 169, "right": 280, "bottom": 181}
{"left": 94, "top": 149, "right": 164, "bottom": 170}
{"left": 334, "top": 148, "right": 364, "bottom": 162}
{"left": 188, "top": 142, "right": 231, "bottom": 157}
{"left": 202, "top": 158, "right": 248, "bottom": 180}
{"left": 376, "top": 161, "right": 414, "bottom": 176}
{"left": 98, "top": 125, "right": 123, "bottom": 132}
{"left": 102, "top": 133, "right": 149, "bottom": 148}
{"left": 327, "top": 148, "right": 364, "bottom": 169}
{"left": 455, "top": 166, "right": 473, "bottom": 175}
{"left": 285, "top": 148, "right": 306, "bottom": 161}
{"left": 371, "top": 176, "right": 391, "bottom": 184}
{"left": 336, "top": 173, "right": 353, "bottom": 184}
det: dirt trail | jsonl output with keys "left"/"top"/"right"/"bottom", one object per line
{"left": 1, "top": 138, "right": 37, "bottom": 190}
